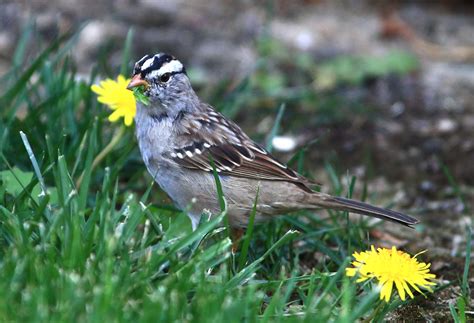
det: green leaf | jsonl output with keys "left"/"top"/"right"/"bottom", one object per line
{"left": 133, "top": 86, "right": 150, "bottom": 106}
{"left": 0, "top": 167, "right": 40, "bottom": 199}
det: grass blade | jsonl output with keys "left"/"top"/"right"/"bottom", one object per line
{"left": 266, "top": 103, "right": 286, "bottom": 152}
{"left": 19, "top": 131, "right": 47, "bottom": 196}
{"left": 120, "top": 28, "right": 134, "bottom": 76}
{"left": 461, "top": 225, "right": 472, "bottom": 302}
{"left": 226, "top": 230, "right": 299, "bottom": 289}
{"left": 237, "top": 188, "right": 259, "bottom": 271}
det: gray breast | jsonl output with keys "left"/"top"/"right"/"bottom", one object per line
{"left": 135, "top": 105, "right": 175, "bottom": 171}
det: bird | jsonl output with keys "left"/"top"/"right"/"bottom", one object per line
{"left": 127, "top": 52, "right": 418, "bottom": 238}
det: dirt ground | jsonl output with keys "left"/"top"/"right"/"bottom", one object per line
{"left": 1, "top": 0, "right": 473, "bottom": 320}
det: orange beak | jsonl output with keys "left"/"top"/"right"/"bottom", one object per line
{"left": 127, "top": 74, "right": 150, "bottom": 90}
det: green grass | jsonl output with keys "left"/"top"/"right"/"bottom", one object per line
{"left": 0, "top": 27, "right": 443, "bottom": 322}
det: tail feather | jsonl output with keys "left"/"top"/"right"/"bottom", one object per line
{"left": 322, "top": 196, "right": 418, "bottom": 227}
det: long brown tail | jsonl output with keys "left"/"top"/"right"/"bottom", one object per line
{"left": 310, "top": 194, "right": 419, "bottom": 227}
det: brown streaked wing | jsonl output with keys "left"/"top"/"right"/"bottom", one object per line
{"left": 170, "top": 107, "right": 319, "bottom": 191}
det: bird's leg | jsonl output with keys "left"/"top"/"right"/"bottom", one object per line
{"left": 230, "top": 228, "right": 245, "bottom": 253}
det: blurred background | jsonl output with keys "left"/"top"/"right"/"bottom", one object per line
{"left": 2, "top": 0, "right": 473, "bottom": 187}
{"left": 1, "top": 0, "right": 473, "bottom": 319}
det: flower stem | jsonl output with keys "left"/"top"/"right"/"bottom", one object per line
{"left": 76, "top": 126, "right": 126, "bottom": 189}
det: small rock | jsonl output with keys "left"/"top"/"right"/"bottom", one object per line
{"left": 419, "top": 180, "right": 436, "bottom": 194}
{"left": 436, "top": 118, "right": 457, "bottom": 134}
{"left": 272, "top": 136, "right": 297, "bottom": 152}
{"left": 295, "top": 31, "right": 314, "bottom": 51}
{"left": 390, "top": 101, "right": 405, "bottom": 117}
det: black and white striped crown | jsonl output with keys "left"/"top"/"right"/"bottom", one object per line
{"left": 133, "top": 53, "right": 186, "bottom": 78}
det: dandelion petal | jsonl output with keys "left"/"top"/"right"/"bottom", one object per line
{"left": 91, "top": 75, "right": 137, "bottom": 127}
{"left": 346, "top": 245, "right": 436, "bottom": 303}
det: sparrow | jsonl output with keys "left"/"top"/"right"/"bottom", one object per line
{"left": 127, "top": 53, "right": 418, "bottom": 233}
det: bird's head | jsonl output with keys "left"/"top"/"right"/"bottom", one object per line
{"left": 128, "top": 53, "right": 197, "bottom": 115}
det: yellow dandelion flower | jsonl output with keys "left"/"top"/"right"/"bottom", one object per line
{"left": 91, "top": 75, "right": 136, "bottom": 126}
{"left": 346, "top": 246, "right": 436, "bottom": 302}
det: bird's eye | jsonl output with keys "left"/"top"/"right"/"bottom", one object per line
{"left": 160, "top": 73, "right": 171, "bottom": 83}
